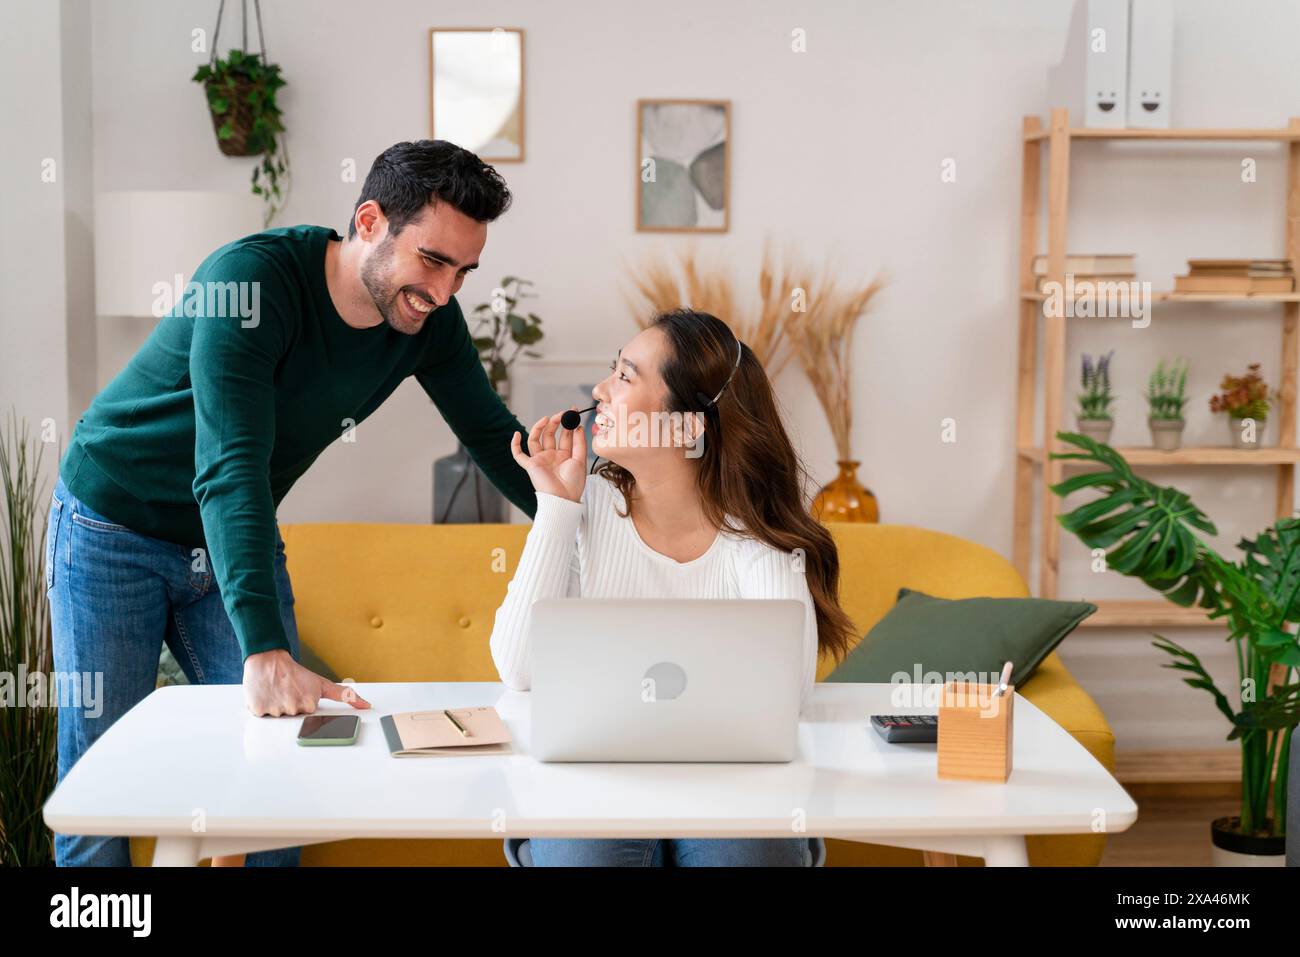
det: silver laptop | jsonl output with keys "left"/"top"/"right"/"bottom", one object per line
{"left": 527, "top": 598, "right": 805, "bottom": 762}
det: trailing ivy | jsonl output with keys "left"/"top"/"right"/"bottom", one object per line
{"left": 193, "top": 49, "right": 289, "bottom": 226}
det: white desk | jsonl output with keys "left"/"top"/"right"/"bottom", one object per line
{"left": 43, "top": 682, "right": 1136, "bottom": 866}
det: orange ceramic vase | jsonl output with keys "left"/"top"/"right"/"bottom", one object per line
{"left": 812, "top": 460, "right": 879, "bottom": 523}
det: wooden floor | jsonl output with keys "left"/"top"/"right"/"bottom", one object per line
{"left": 1101, "top": 782, "right": 1242, "bottom": 866}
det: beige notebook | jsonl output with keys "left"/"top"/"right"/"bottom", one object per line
{"left": 380, "top": 707, "right": 513, "bottom": 757}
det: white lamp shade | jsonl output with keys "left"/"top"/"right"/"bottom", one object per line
{"left": 94, "top": 191, "right": 264, "bottom": 317}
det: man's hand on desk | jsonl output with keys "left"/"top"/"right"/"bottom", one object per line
{"left": 243, "top": 648, "right": 372, "bottom": 717}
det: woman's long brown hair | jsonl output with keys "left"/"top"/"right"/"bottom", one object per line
{"left": 595, "top": 308, "right": 856, "bottom": 663}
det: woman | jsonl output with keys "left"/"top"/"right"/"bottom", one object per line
{"left": 491, "top": 308, "right": 855, "bottom": 867}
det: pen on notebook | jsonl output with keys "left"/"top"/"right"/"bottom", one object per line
{"left": 443, "top": 710, "right": 470, "bottom": 737}
{"left": 994, "top": 661, "right": 1014, "bottom": 698}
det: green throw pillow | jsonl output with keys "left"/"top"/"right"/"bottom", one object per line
{"left": 826, "top": 588, "right": 1096, "bottom": 687}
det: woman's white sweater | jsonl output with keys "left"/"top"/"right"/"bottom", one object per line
{"left": 489, "top": 473, "right": 819, "bottom": 713}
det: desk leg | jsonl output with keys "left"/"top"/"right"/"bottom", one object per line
{"left": 151, "top": 836, "right": 201, "bottom": 867}
{"left": 842, "top": 833, "right": 1027, "bottom": 866}
{"left": 982, "top": 835, "right": 1029, "bottom": 867}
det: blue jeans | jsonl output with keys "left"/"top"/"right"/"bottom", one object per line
{"left": 525, "top": 838, "right": 813, "bottom": 866}
{"left": 47, "top": 476, "right": 302, "bottom": 867}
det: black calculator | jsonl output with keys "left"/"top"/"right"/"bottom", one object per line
{"left": 870, "top": 714, "right": 938, "bottom": 743}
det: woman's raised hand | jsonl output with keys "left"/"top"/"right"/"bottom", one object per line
{"left": 510, "top": 408, "right": 588, "bottom": 503}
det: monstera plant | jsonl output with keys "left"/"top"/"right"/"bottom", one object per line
{"left": 1050, "top": 430, "right": 1298, "bottom": 864}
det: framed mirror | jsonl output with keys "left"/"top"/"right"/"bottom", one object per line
{"left": 428, "top": 27, "right": 525, "bottom": 162}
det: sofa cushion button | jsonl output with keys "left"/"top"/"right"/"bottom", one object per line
{"left": 458, "top": 616, "right": 471, "bottom": 628}
{"left": 370, "top": 616, "right": 383, "bottom": 629}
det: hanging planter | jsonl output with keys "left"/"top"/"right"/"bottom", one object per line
{"left": 200, "top": 56, "right": 272, "bottom": 158}
{"left": 191, "top": 0, "right": 290, "bottom": 225}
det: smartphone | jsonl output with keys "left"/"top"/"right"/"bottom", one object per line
{"left": 297, "top": 714, "right": 360, "bottom": 746}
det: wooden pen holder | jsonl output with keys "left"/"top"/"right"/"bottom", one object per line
{"left": 937, "top": 681, "right": 1014, "bottom": 782}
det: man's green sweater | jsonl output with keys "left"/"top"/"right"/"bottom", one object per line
{"left": 61, "top": 224, "right": 538, "bottom": 660}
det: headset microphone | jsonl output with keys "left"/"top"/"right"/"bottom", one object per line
{"left": 561, "top": 406, "right": 597, "bottom": 431}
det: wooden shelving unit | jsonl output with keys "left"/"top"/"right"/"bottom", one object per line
{"left": 1012, "top": 110, "right": 1300, "bottom": 627}
{"left": 1078, "top": 600, "right": 1216, "bottom": 629}
{"left": 1021, "top": 290, "right": 1300, "bottom": 303}
{"left": 1023, "top": 126, "right": 1300, "bottom": 142}
{"left": 1018, "top": 446, "right": 1300, "bottom": 466}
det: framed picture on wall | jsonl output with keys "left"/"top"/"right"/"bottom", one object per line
{"left": 636, "top": 98, "right": 730, "bottom": 232}
{"left": 428, "top": 27, "right": 525, "bottom": 161}
{"left": 506, "top": 357, "right": 612, "bottom": 522}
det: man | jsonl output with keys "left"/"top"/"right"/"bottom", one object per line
{"left": 47, "top": 140, "right": 538, "bottom": 866}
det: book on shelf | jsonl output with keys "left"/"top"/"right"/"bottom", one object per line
{"left": 1035, "top": 273, "right": 1137, "bottom": 292}
{"left": 1173, "top": 273, "right": 1295, "bottom": 294}
{"left": 1032, "top": 253, "right": 1136, "bottom": 276}
{"left": 1171, "top": 256, "right": 1295, "bottom": 294}
{"left": 1185, "top": 258, "right": 1293, "bottom": 276}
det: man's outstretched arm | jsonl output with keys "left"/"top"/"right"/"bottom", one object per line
{"left": 191, "top": 248, "right": 369, "bottom": 715}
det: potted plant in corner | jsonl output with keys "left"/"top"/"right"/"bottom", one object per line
{"left": 433, "top": 277, "right": 544, "bottom": 524}
{"left": 1145, "top": 357, "right": 1188, "bottom": 451}
{"left": 469, "top": 277, "right": 544, "bottom": 405}
{"left": 0, "top": 414, "right": 58, "bottom": 866}
{"left": 1210, "top": 362, "right": 1273, "bottom": 449}
{"left": 1050, "top": 431, "right": 1298, "bottom": 865}
{"left": 1076, "top": 351, "right": 1115, "bottom": 444}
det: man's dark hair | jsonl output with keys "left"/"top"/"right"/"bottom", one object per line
{"left": 348, "top": 140, "right": 512, "bottom": 239}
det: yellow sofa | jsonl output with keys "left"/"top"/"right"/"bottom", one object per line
{"left": 131, "top": 521, "right": 1115, "bottom": 867}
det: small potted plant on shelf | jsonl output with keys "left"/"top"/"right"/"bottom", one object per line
{"left": 1209, "top": 362, "right": 1272, "bottom": 449}
{"left": 1076, "top": 351, "right": 1115, "bottom": 444}
{"left": 1145, "top": 357, "right": 1188, "bottom": 451}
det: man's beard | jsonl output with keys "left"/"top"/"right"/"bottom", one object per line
{"left": 359, "top": 234, "right": 433, "bottom": 335}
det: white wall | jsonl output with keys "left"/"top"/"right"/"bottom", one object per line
{"left": 0, "top": 0, "right": 95, "bottom": 459}
{"left": 20, "top": 0, "right": 1300, "bottom": 751}
{"left": 0, "top": 1, "right": 66, "bottom": 440}
{"left": 60, "top": 0, "right": 98, "bottom": 432}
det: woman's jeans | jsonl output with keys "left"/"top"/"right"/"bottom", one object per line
{"left": 46, "top": 476, "right": 302, "bottom": 867}
{"left": 526, "top": 838, "right": 812, "bottom": 866}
